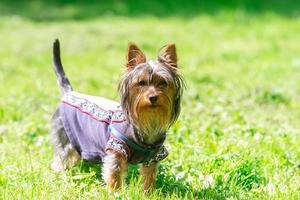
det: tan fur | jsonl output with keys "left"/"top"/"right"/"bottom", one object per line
{"left": 102, "top": 151, "right": 128, "bottom": 191}
{"left": 140, "top": 163, "right": 158, "bottom": 191}
{"left": 51, "top": 144, "right": 80, "bottom": 172}
{"left": 158, "top": 44, "right": 177, "bottom": 68}
{"left": 127, "top": 43, "right": 146, "bottom": 68}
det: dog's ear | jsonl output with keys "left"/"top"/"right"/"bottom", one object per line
{"left": 158, "top": 44, "right": 177, "bottom": 68}
{"left": 127, "top": 43, "right": 146, "bottom": 68}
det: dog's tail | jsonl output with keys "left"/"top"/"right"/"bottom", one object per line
{"left": 53, "top": 39, "right": 73, "bottom": 95}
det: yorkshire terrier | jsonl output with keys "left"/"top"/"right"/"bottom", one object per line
{"left": 50, "top": 39, "right": 184, "bottom": 191}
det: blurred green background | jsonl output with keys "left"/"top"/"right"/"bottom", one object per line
{"left": 0, "top": 1, "right": 300, "bottom": 199}
{"left": 1, "top": 0, "right": 300, "bottom": 20}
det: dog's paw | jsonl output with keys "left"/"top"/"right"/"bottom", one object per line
{"left": 51, "top": 157, "right": 65, "bottom": 172}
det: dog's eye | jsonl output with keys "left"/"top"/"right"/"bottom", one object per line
{"left": 158, "top": 80, "right": 167, "bottom": 87}
{"left": 138, "top": 80, "right": 146, "bottom": 86}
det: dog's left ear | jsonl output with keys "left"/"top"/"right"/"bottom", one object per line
{"left": 158, "top": 44, "right": 177, "bottom": 68}
{"left": 127, "top": 43, "right": 146, "bottom": 68}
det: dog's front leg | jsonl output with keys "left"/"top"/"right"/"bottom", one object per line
{"left": 140, "top": 162, "right": 158, "bottom": 191}
{"left": 102, "top": 151, "right": 127, "bottom": 191}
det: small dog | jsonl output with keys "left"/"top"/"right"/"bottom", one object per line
{"left": 50, "top": 39, "right": 184, "bottom": 191}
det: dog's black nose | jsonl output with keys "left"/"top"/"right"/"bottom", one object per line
{"left": 149, "top": 95, "right": 158, "bottom": 104}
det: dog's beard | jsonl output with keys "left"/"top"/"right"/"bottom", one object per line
{"left": 139, "top": 109, "right": 167, "bottom": 134}
{"left": 131, "top": 101, "right": 172, "bottom": 144}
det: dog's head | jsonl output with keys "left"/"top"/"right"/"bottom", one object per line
{"left": 118, "top": 43, "right": 184, "bottom": 140}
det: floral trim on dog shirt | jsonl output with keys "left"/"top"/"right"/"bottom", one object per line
{"left": 62, "top": 92, "right": 126, "bottom": 123}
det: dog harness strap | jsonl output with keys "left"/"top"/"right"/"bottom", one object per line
{"left": 110, "top": 126, "right": 147, "bottom": 153}
{"left": 109, "top": 126, "right": 161, "bottom": 163}
{"left": 142, "top": 150, "right": 155, "bottom": 163}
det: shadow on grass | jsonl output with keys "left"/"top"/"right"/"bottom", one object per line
{"left": 72, "top": 160, "right": 140, "bottom": 182}
{"left": 155, "top": 165, "right": 231, "bottom": 199}
{"left": 72, "top": 160, "right": 265, "bottom": 199}
{"left": 130, "top": 164, "right": 232, "bottom": 199}
{"left": 0, "top": 0, "right": 300, "bottom": 22}
{"left": 72, "top": 161, "right": 197, "bottom": 197}
{"left": 156, "top": 169, "right": 241, "bottom": 199}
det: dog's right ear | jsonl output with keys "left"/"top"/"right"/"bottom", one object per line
{"left": 126, "top": 43, "right": 146, "bottom": 68}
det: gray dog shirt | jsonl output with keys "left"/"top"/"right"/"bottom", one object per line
{"left": 59, "top": 91, "right": 168, "bottom": 165}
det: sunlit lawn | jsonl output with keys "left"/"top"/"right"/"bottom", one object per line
{"left": 1, "top": 1, "right": 300, "bottom": 199}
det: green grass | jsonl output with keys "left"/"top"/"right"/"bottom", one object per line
{"left": 1, "top": 1, "right": 300, "bottom": 199}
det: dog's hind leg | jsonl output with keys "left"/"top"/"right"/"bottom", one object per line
{"left": 50, "top": 108, "right": 80, "bottom": 171}
{"left": 51, "top": 144, "right": 81, "bottom": 172}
